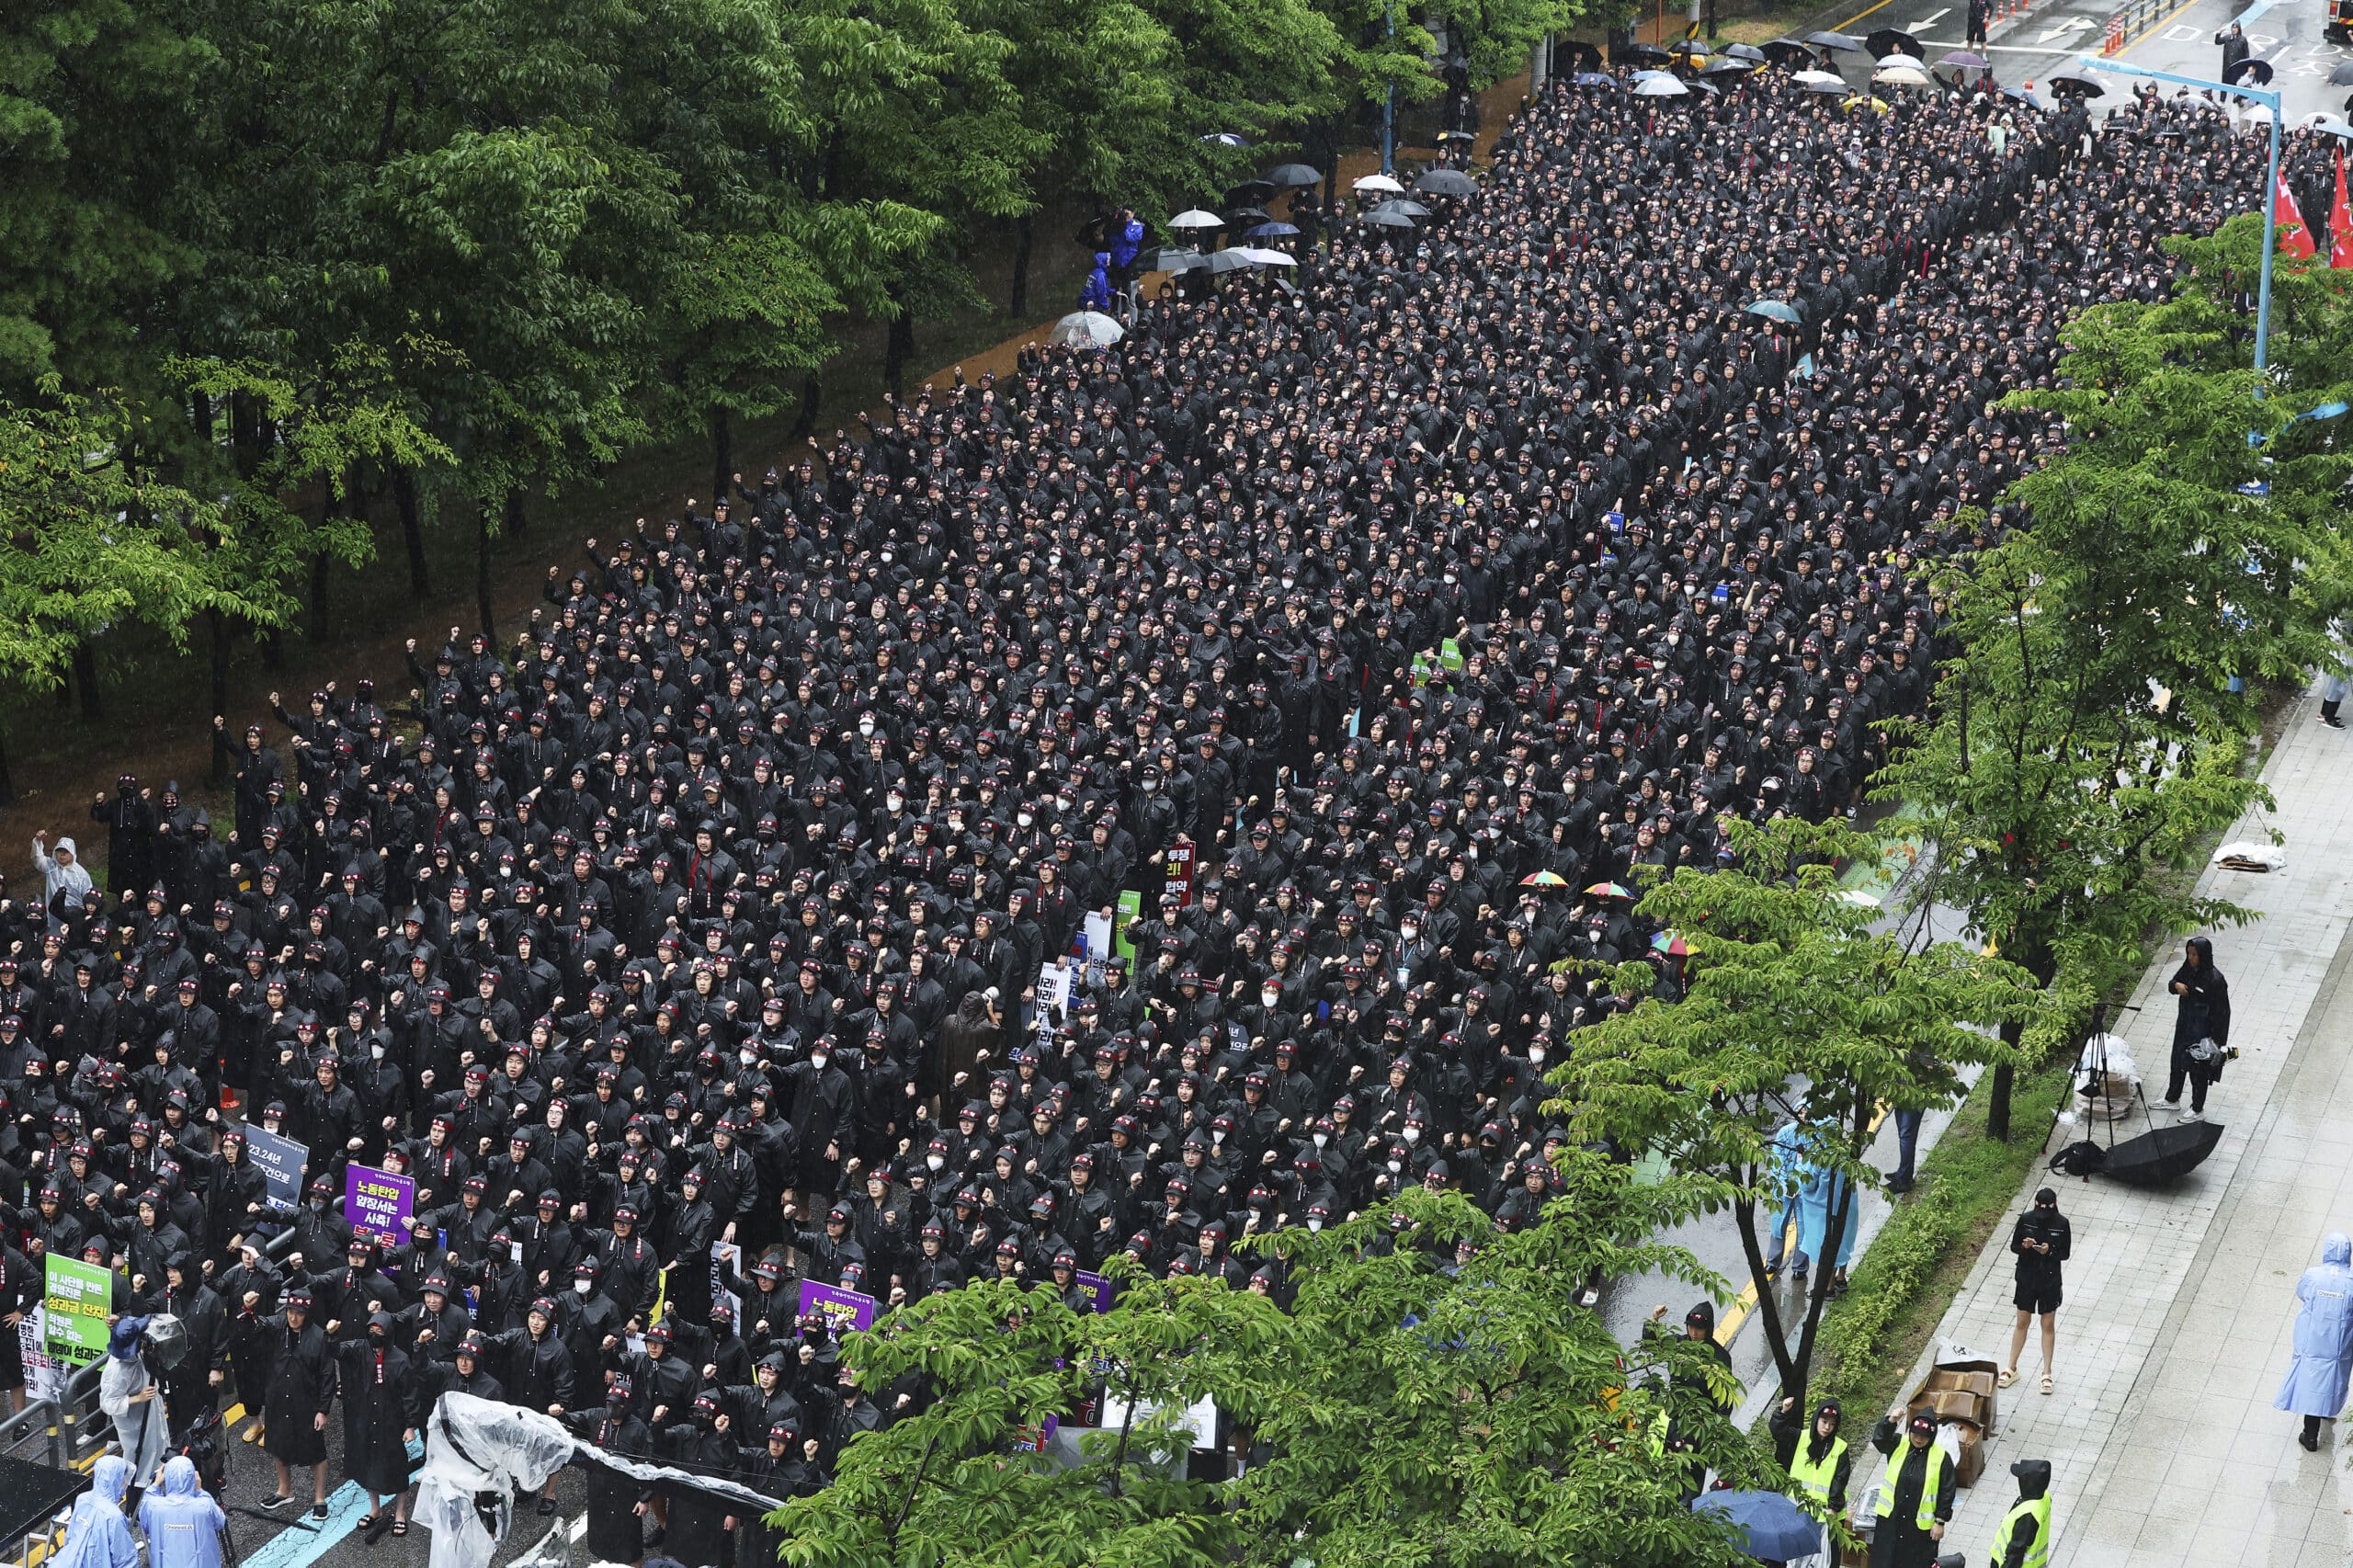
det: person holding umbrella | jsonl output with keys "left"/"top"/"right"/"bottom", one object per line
{"left": 2276, "top": 1232, "right": 2353, "bottom": 1450}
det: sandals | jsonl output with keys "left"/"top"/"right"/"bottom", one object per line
{"left": 392, "top": 1522, "right": 409, "bottom": 1537}
{"left": 1997, "top": 1368, "right": 2019, "bottom": 1390}
{"left": 359, "top": 1515, "right": 381, "bottom": 1530}
{"left": 2040, "top": 1373, "right": 2054, "bottom": 1395}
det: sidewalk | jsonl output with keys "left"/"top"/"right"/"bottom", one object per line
{"left": 1892, "top": 683, "right": 2353, "bottom": 1568}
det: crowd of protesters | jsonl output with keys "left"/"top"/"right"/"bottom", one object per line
{"left": 0, "top": 62, "right": 2294, "bottom": 1555}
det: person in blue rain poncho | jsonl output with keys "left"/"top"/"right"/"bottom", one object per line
{"left": 52, "top": 1457, "right": 136, "bottom": 1568}
{"left": 1762, "top": 1119, "right": 1810, "bottom": 1278}
{"left": 2277, "top": 1232, "right": 2353, "bottom": 1450}
{"left": 1795, "top": 1139, "right": 1859, "bottom": 1295}
{"left": 138, "top": 1457, "right": 226, "bottom": 1568}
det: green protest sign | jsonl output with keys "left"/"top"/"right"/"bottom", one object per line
{"left": 44, "top": 1256, "right": 111, "bottom": 1365}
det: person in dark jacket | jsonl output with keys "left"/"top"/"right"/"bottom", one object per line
{"left": 2164, "top": 935, "right": 2230, "bottom": 1119}
{"left": 2003, "top": 1187, "right": 2071, "bottom": 1395}
{"left": 242, "top": 1288, "right": 335, "bottom": 1516}
{"left": 1990, "top": 1458, "right": 2052, "bottom": 1568}
{"left": 335, "top": 1312, "right": 425, "bottom": 1532}
{"left": 2216, "top": 22, "right": 2250, "bottom": 76}
{"left": 489, "top": 1300, "right": 575, "bottom": 1515}
{"left": 1868, "top": 1405, "right": 1956, "bottom": 1568}
{"left": 569, "top": 1376, "right": 654, "bottom": 1565}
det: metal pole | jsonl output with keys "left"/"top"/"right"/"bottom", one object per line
{"left": 2256, "top": 108, "right": 2279, "bottom": 380}
{"left": 1381, "top": 0, "right": 1396, "bottom": 176}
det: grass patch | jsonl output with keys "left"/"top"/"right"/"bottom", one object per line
{"left": 1799, "top": 1057, "right": 2075, "bottom": 1422}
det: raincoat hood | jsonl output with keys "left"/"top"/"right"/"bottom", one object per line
{"left": 2326, "top": 1232, "right": 2350, "bottom": 1268}
{"left": 91, "top": 1455, "right": 130, "bottom": 1507}
{"left": 2010, "top": 1458, "right": 2051, "bottom": 1499}
{"left": 159, "top": 1456, "right": 199, "bottom": 1497}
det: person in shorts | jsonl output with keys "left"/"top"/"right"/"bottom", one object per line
{"left": 2002, "top": 1187, "right": 2071, "bottom": 1395}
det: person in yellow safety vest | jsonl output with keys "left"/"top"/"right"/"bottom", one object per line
{"left": 1991, "top": 1459, "right": 2052, "bottom": 1568}
{"left": 1867, "top": 1405, "right": 1955, "bottom": 1568}
{"left": 1770, "top": 1393, "right": 1853, "bottom": 1506}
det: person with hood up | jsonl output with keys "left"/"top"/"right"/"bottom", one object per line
{"left": 1762, "top": 1119, "right": 1809, "bottom": 1278}
{"left": 2002, "top": 1187, "right": 2070, "bottom": 1396}
{"left": 335, "top": 1312, "right": 424, "bottom": 1533}
{"left": 138, "top": 1456, "right": 227, "bottom": 1568}
{"left": 1795, "top": 1148, "right": 1859, "bottom": 1295}
{"left": 2276, "top": 1231, "right": 2353, "bottom": 1449}
{"left": 1770, "top": 1393, "right": 1852, "bottom": 1545}
{"left": 1867, "top": 1404, "right": 1955, "bottom": 1568}
{"left": 30, "top": 833, "right": 94, "bottom": 923}
{"left": 52, "top": 1456, "right": 136, "bottom": 1568}
{"left": 2164, "top": 936, "right": 2231, "bottom": 1121}
{"left": 97, "top": 1318, "right": 168, "bottom": 1499}
{"left": 1988, "top": 1458, "right": 2052, "bottom": 1568}
{"left": 1080, "top": 253, "right": 1116, "bottom": 314}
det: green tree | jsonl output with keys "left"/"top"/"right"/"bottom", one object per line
{"left": 779, "top": 1153, "right": 1772, "bottom": 1568}
{"left": 0, "top": 381, "right": 282, "bottom": 800}
{"left": 1880, "top": 214, "right": 2353, "bottom": 1133}
{"left": 1556, "top": 817, "right": 2047, "bottom": 1406}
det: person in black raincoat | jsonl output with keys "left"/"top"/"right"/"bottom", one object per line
{"left": 743, "top": 1421, "right": 824, "bottom": 1566}
{"left": 239, "top": 1287, "right": 335, "bottom": 1516}
{"left": 335, "top": 1312, "right": 425, "bottom": 1532}
{"left": 1869, "top": 1405, "right": 1957, "bottom": 1568}
{"left": 569, "top": 1374, "right": 655, "bottom": 1566}
{"left": 2164, "top": 935, "right": 2230, "bottom": 1120}
{"left": 657, "top": 1391, "right": 742, "bottom": 1568}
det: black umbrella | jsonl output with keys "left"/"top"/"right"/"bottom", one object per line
{"left": 1723, "top": 42, "right": 1768, "bottom": 62}
{"left": 1223, "top": 178, "right": 1277, "bottom": 206}
{"left": 1761, "top": 38, "right": 1816, "bottom": 66}
{"left": 1073, "top": 214, "right": 1111, "bottom": 247}
{"left": 2099, "top": 1119, "right": 2224, "bottom": 1187}
{"left": 1264, "top": 163, "right": 1322, "bottom": 187}
{"left": 1359, "top": 208, "right": 1417, "bottom": 229}
{"left": 1414, "top": 167, "right": 1478, "bottom": 196}
{"left": 1805, "top": 29, "right": 1864, "bottom": 51}
{"left": 1619, "top": 40, "right": 1671, "bottom": 63}
{"left": 1866, "top": 27, "right": 1923, "bottom": 59}
{"left": 2047, "top": 71, "right": 2107, "bottom": 97}
{"left": 1556, "top": 40, "right": 1602, "bottom": 71}
{"left": 2225, "top": 55, "right": 2275, "bottom": 86}
{"left": 1139, "top": 246, "right": 1210, "bottom": 273}
{"left": 1226, "top": 206, "right": 1272, "bottom": 228}
{"left": 2333, "top": 62, "right": 2353, "bottom": 86}
{"left": 1701, "top": 57, "right": 1756, "bottom": 76}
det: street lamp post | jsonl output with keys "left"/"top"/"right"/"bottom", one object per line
{"left": 1382, "top": 0, "right": 1397, "bottom": 176}
{"left": 2068, "top": 54, "right": 2283, "bottom": 381}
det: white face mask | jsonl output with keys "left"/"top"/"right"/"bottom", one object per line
{"left": 811, "top": 1052, "right": 830, "bottom": 1071}
{"left": 1017, "top": 811, "right": 1034, "bottom": 827}
{"left": 574, "top": 1279, "right": 593, "bottom": 1296}
{"left": 740, "top": 1049, "right": 758, "bottom": 1065}
{"left": 1402, "top": 1126, "right": 1421, "bottom": 1145}
{"left": 1261, "top": 990, "right": 1279, "bottom": 1007}
{"left": 1313, "top": 1131, "right": 1329, "bottom": 1149}
{"left": 858, "top": 720, "right": 876, "bottom": 737}
{"left": 926, "top": 1154, "right": 945, "bottom": 1172}
{"left": 886, "top": 794, "right": 904, "bottom": 812}
{"left": 371, "top": 1041, "right": 386, "bottom": 1060}
{"left": 1305, "top": 1217, "right": 1323, "bottom": 1233}
{"left": 1401, "top": 924, "right": 1419, "bottom": 941}
{"left": 1387, "top": 1159, "right": 1403, "bottom": 1174}
{"left": 1529, "top": 1045, "right": 1547, "bottom": 1064}
{"left": 1211, "top": 1129, "right": 1225, "bottom": 1144}
{"left": 1142, "top": 777, "right": 1158, "bottom": 791}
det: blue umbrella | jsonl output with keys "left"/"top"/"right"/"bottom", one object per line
{"left": 1572, "top": 72, "right": 1619, "bottom": 86}
{"left": 1692, "top": 1490, "right": 1824, "bottom": 1562}
{"left": 1745, "top": 299, "right": 1802, "bottom": 324}
{"left": 1245, "top": 221, "right": 1300, "bottom": 238}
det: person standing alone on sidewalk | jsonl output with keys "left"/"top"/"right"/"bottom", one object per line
{"left": 2163, "top": 936, "right": 2230, "bottom": 1122}
{"left": 1967, "top": 0, "right": 1989, "bottom": 51}
{"left": 2275, "top": 1231, "right": 2353, "bottom": 1450}
{"left": 2000, "top": 1188, "right": 2070, "bottom": 1396}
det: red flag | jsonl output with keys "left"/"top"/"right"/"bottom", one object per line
{"left": 2275, "top": 165, "right": 2316, "bottom": 260}
{"left": 2332, "top": 150, "right": 2353, "bottom": 270}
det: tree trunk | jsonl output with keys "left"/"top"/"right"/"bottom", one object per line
{"left": 1733, "top": 1193, "right": 1800, "bottom": 1397}
{"left": 504, "top": 481, "right": 527, "bottom": 539}
{"left": 0, "top": 716, "right": 17, "bottom": 807}
{"left": 311, "top": 548, "right": 334, "bottom": 642}
{"left": 72, "top": 642, "right": 101, "bottom": 721}
{"left": 884, "top": 283, "right": 915, "bottom": 401}
{"left": 394, "top": 468, "right": 430, "bottom": 599}
{"left": 788, "top": 372, "right": 822, "bottom": 446}
{"left": 259, "top": 626, "right": 285, "bottom": 671}
{"left": 477, "top": 502, "right": 498, "bottom": 647}
{"left": 209, "top": 610, "right": 232, "bottom": 787}
{"left": 711, "top": 407, "right": 733, "bottom": 509}
{"left": 1011, "top": 214, "right": 1034, "bottom": 319}
{"left": 1988, "top": 1021, "right": 2023, "bottom": 1141}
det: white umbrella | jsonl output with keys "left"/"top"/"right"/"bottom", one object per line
{"left": 1049, "top": 311, "right": 1125, "bottom": 347}
{"left": 1351, "top": 173, "right": 1405, "bottom": 194}
{"left": 1875, "top": 52, "right": 1922, "bottom": 72}
{"left": 1792, "top": 69, "right": 1846, "bottom": 88}
{"left": 1631, "top": 68, "right": 1677, "bottom": 81}
{"left": 1167, "top": 209, "right": 1224, "bottom": 230}
{"left": 1874, "top": 65, "right": 1933, "bottom": 87}
{"left": 2245, "top": 102, "right": 2277, "bottom": 125}
{"left": 2306, "top": 114, "right": 2353, "bottom": 138}
{"left": 1233, "top": 246, "right": 1297, "bottom": 266}
{"left": 1633, "top": 74, "right": 1689, "bottom": 97}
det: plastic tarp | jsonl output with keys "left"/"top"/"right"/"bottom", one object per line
{"left": 416, "top": 1394, "right": 789, "bottom": 1568}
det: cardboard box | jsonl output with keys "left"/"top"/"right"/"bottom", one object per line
{"left": 1923, "top": 1388, "right": 1988, "bottom": 1426}
{"left": 1908, "top": 1349, "right": 2001, "bottom": 1438}
{"left": 1951, "top": 1423, "right": 1986, "bottom": 1488}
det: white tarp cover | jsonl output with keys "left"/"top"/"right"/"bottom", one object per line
{"left": 417, "top": 1393, "right": 790, "bottom": 1568}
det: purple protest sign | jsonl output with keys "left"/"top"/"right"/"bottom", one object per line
{"left": 345, "top": 1163, "right": 414, "bottom": 1248}
{"left": 798, "top": 1279, "right": 876, "bottom": 1335}
{"left": 1074, "top": 1270, "right": 1114, "bottom": 1312}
